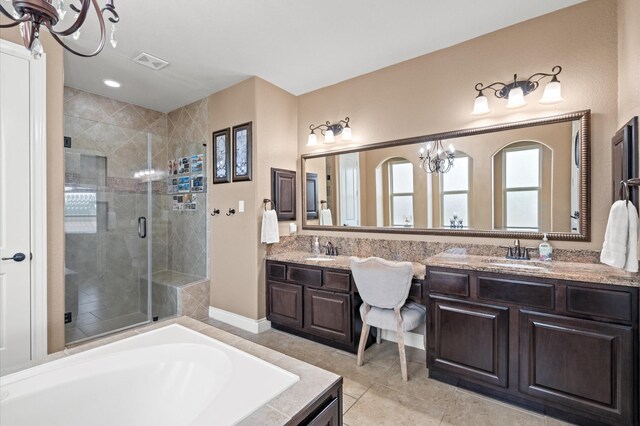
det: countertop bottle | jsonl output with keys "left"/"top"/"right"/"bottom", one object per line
{"left": 313, "top": 237, "right": 320, "bottom": 256}
{"left": 539, "top": 233, "right": 553, "bottom": 261}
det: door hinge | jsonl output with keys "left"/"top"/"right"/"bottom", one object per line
{"left": 64, "top": 312, "right": 72, "bottom": 324}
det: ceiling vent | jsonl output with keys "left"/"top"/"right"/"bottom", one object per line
{"left": 132, "top": 52, "right": 169, "bottom": 71}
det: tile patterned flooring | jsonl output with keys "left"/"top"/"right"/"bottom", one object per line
{"left": 201, "top": 318, "right": 573, "bottom": 426}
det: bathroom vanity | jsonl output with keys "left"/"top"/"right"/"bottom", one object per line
{"left": 265, "top": 252, "right": 426, "bottom": 353}
{"left": 424, "top": 253, "right": 639, "bottom": 425}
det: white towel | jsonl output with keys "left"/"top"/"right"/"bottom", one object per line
{"left": 261, "top": 210, "right": 279, "bottom": 244}
{"left": 320, "top": 209, "right": 333, "bottom": 226}
{"left": 625, "top": 202, "right": 638, "bottom": 272}
{"left": 600, "top": 200, "right": 639, "bottom": 272}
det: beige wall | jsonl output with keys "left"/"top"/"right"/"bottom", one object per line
{"left": 208, "top": 78, "right": 258, "bottom": 319}
{"left": 209, "top": 77, "right": 297, "bottom": 320}
{"left": 0, "top": 27, "right": 65, "bottom": 353}
{"left": 297, "top": 0, "right": 617, "bottom": 250}
{"left": 618, "top": 0, "right": 640, "bottom": 127}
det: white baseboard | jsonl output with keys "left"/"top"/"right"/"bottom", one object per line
{"left": 379, "top": 329, "right": 425, "bottom": 350}
{"left": 208, "top": 306, "right": 271, "bottom": 334}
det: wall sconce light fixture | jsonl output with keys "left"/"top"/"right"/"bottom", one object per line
{"left": 472, "top": 66, "right": 564, "bottom": 116}
{"left": 418, "top": 140, "right": 455, "bottom": 174}
{"left": 308, "top": 117, "right": 351, "bottom": 146}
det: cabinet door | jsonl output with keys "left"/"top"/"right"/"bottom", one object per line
{"left": 271, "top": 168, "right": 296, "bottom": 221}
{"left": 305, "top": 288, "right": 352, "bottom": 343}
{"left": 519, "top": 310, "right": 634, "bottom": 424}
{"left": 267, "top": 281, "right": 303, "bottom": 329}
{"left": 429, "top": 296, "right": 509, "bottom": 388}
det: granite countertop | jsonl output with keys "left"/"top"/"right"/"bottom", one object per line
{"left": 266, "top": 251, "right": 427, "bottom": 280}
{"left": 424, "top": 252, "right": 640, "bottom": 288}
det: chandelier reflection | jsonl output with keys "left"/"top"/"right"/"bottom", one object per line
{"left": 418, "top": 140, "right": 455, "bottom": 174}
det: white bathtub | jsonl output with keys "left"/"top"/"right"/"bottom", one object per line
{"left": 0, "top": 324, "right": 299, "bottom": 426}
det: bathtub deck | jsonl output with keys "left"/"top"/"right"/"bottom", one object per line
{"left": 1, "top": 316, "right": 342, "bottom": 426}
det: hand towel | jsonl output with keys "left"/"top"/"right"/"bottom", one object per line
{"left": 261, "top": 209, "right": 279, "bottom": 244}
{"left": 625, "top": 202, "right": 639, "bottom": 272}
{"left": 320, "top": 209, "right": 333, "bottom": 226}
{"left": 601, "top": 200, "right": 638, "bottom": 270}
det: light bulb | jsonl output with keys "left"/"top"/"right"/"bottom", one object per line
{"left": 471, "top": 93, "right": 490, "bottom": 115}
{"left": 506, "top": 87, "right": 527, "bottom": 109}
{"left": 341, "top": 126, "right": 352, "bottom": 141}
{"left": 539, "top": 80, "right": 563, "bottom": 104}
{"left": 448, "top": 144, "right": 455, "bottom": 153}
{"left": 307, "top": 132, "right": 317, "bottom": 146}
{"left": 324, "top": 129, "right": 335, "bottom": 144}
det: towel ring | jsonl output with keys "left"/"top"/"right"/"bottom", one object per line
{"left": 320, "top": 200, "right": 327, "bottom": 208}
{"left": 263, "top": 198, "right": 276, "bottom": 211}
{"left": 621, "top": 178, "right": 640, "bottom": 206}
{"left": 621, "top": 181, "right": 630, "bottom": 206}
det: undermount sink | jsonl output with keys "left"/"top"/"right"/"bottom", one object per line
{"left": 305, "top": 257, "right": 336, "bottom": 262}
{"left": 490, "top": 262, "right": 548, "bottom": 270}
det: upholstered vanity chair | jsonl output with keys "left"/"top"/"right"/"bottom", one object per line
{"left": 350, "top": 257, "right": 427, "bottom": 381}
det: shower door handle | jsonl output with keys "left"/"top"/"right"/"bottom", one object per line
{"left": 138, "top": 217, "right": 147, "bottom": 238}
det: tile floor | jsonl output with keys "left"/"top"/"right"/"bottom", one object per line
{"left": 201, "top": 318, "right": 573, "bottom": 426}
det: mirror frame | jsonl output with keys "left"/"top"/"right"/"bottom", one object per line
{"left": 301, "top": 109, "right": 590, "bottom": 241}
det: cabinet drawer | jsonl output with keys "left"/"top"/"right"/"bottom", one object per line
{"left": 324, "top": 270, "right": 351, "bottom": 292}
{"left": 266, "top": 262, "right": 286, "bottom": 280}
{"left": 566, "top": 286, "right": 634, "bottom": 323}
{"left": 306, "top": 396, "right": 340, "bottom": 426}
{"left": 287, "top": 265, "right": 322, "bottom": 287}
{"left": 478, "top": 276, "right": 554, "bottom": 309}
{"left": 428, "top": 270, "right": 469, "bottom": 297}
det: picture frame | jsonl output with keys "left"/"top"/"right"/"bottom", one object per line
{"left": 212, "top": 128, "right": 231, "bottom": 184}
{"left": 232, "top": 122, "right": 253, "bottom": 182}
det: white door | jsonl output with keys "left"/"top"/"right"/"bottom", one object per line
{"left": 339, "top": 153, "right": 360, "bottom": 226}
{"left": 0, "top": 43, "right": 35, "bottom": 369}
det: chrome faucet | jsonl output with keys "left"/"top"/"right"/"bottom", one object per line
{"left": 500, "top": 239, "right": 535, "bottom": 260}
{"left": 324, "top": 241, "right": 339, "bottom": 256}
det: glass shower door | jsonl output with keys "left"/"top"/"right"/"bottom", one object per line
{"left": 64, "top": 122, "right": 153, "bottom": 344}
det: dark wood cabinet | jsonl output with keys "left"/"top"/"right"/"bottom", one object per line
{"left": 266, "top": 281, "right": 303, "bottom": 328}
{"left": 430, "top": 296, "right": 508, "bottom": 388}
{"left": 305, "top": 288, "right": 352, "bottom": 343}
{"left": 271, "top": 168, "right": 296, "bottom": 221}
{"left": 426, "top": 267, "right": 639, "bottom": 425}
{"left": 519, "top": 310, "right": 634, "bottom": 424}
{"left": 266, "top": 260, "right": 425, "bottom": 353}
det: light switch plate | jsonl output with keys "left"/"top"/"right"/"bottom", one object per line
{"left": 239, "top": 200, "right": 245, "bottom": 212}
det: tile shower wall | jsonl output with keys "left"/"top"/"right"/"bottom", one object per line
{"left": 64, "top": 87, "right": 168, "bottom": 337}
{"left": 166, "top": 98, "right": 209, "bottom": 278}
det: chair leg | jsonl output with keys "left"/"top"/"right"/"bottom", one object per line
{"left": 395, "top": 308, "right": 408, "bottom": 381}
{"left": 357, "top": 323, "right": 370, "bottom": 366}
{"left": 376, "top": 327, "right": 382, "bottom": 344}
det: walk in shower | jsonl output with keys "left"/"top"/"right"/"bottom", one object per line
{"left": 63, "top": 90, "right": 208, "bottom": 344}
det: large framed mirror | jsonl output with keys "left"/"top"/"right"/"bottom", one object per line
{"left": 301, "top": 110, "right": 590, "bottom": 241}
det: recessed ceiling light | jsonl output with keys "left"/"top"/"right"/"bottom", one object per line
{"left": 103, "top": 79, "right": 121, "bottom": 88}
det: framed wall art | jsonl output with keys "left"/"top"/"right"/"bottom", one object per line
{"left": 232, "top": 122, "right": 252, "bottom": 182}
{"left": 212, "top": 128, "right": 231, "bottom": 184}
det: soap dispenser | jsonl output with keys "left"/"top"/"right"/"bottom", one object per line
{"left": 313, "top": 237, "right": 321, "bottom": 256}
{"left": 538, "top": 233, "right": 553, "bottom": 261}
